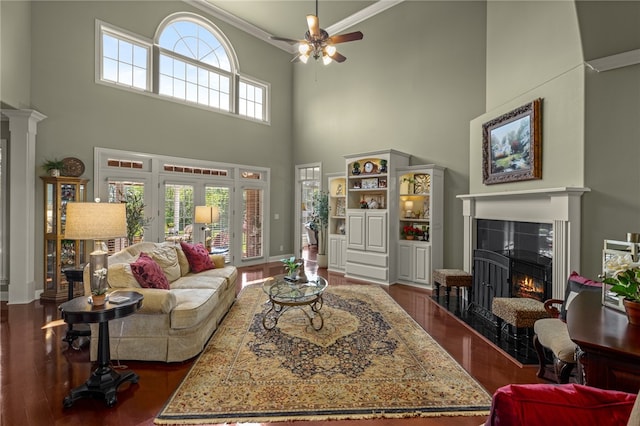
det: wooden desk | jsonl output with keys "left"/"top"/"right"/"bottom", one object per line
{"left": 567, "top": 291, "right": 640, "bottom": 393}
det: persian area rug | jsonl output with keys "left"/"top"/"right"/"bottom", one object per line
{"left": 155, "top": 284, "right": 492, "bottom": 424}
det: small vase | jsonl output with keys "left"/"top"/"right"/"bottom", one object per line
{"left": 92, "top": 294, "right": 106, "bottom": 306}
{"left": 623, "top": 299, "right": 640, "bottom": 326}
{"left": 405, "top": 235, "right": 414, "bottom": 240}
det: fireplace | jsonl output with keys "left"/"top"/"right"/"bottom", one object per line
{"left": 509, "top": 250, "right": 552, "bottom": 302}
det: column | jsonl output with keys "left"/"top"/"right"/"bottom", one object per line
{"left": 3, "top": 109, "right": 47, "bottom": 304}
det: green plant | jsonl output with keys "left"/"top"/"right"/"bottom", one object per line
{"left": 352, "top": 161, "right": 360, "bottom": 169}
{"left": 91, "top": 267, "right": 109, "bottom": 295}
{"left": 604, "top": 267, "right": 640, "bottom": 303}
{"left": 121, "top": 190, "right": 154, "bottom": 245}
{"left": 402, "top": 225, "right": 422, "bottom": 237}
{"left": 311, "top": 191, "right": 329, "bottom": 255}
{"left": 281, "top": 256, "right": 302, "bottom": 274}
{"left": 42, "top": 158, "right": 64, "bottom": 172}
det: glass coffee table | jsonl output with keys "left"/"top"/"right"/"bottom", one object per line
{"left": 262, "top": 275, "right": 328, "bottom": 331}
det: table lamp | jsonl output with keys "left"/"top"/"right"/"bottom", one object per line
{"left": 195, "top": 205, "right": 220, "bottom": 250}
{"left": 65, "top": 200, "right": 127, "bottom": 303}
{"left": 405, "top": 200, "right": 414, "bottom": 218}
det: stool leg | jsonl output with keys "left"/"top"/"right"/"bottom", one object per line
{"left": 455, "top": 287, "right": 462, "bottom": 315}
{"left": 434, "top": 283, "right": 440, "bottom": 301}
{"left": 496, "top": 318, "right": 503, "bottom": 341}
{"left": 445, "top": 286, "right": 451, "bottom": 309}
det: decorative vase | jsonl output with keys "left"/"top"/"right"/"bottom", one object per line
{"left": 92, "top": 294, "right": 106, "bottom": 306}
{"left": 317, "top": 253, "right": 328, "bottom": 268}
{"left": 405, "top": 235, "right": 414, "bottom": 240}
{"left": 50, "top": 169, "right": 61, "bottom": 177}
{"left": 623, "top": 299, "right": 640, "bottom": 326}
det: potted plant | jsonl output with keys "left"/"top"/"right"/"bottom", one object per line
{"left": 379, "top": 159, "right": 388, "bottom": 173}
{"left": 42, "top": 158, "right": 65, "bottom": 177}
{"left": 352, "top": 161, "right": 361, "bottom": 175}
{"left": 311, "top": 191, "right": 329, "bottom": 268}
{"left": 604, "top": 267, "right": 640, "bottom": 325}
{"left": 121, "top": 190, "right": 153, "bottom": 245}
{"left": 402, "top": 225, "right": 422, "bottom": 240}
{"left": 91, "top": 267, "right": 109, "bottom": 305}
{"left": 281, "top": 256, "right": 302, "bottom": 280}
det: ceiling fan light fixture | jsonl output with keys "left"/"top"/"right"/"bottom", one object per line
{"left": 322, "top": 54, "right": 332, "bottom": 65}
{"left": 298, "top": 43, "right": 310, "bottom": 55}
{"left": 300, "top": 53, "right": 310, "bottom": 64}
{"left": 325, "top": 45, "right": 337, "bottom": 56}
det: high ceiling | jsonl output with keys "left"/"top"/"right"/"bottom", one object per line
{"left": 198, "top": 0, "right": 404, "bottom": 52}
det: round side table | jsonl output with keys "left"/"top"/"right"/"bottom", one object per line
{"left": 59, "top": 291, "right": 143, "bottom": 408}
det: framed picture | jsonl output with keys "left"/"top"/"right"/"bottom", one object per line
{"left": 482, "top": 98, "right": 542, "bottom": 185}
{"left": 413, "top": 174, "right": 431, "bottom": 194}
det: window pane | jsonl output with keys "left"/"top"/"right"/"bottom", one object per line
{"left": 198, "top": 86, "right": 208, "bottom": 105}
{"left": 220, "top": 76, "right": 229, "bottom": 94}
{"left": 160, "top": 55, "right": 173, "bottom": 75}
{"left": 103, "top": 57, "right": 118, "bottom": 81}
{"left": 103, "top": 34, "right": 118, "bottom": 59}
{"left": 220, "top": 93, "right": 230, "bottom": 111}
{"left": 239, "top": 99, "right": 246, "bottom": 115}
{"left": 205, "top": 186, "right": 231, "bottom": 263}
{"left": 174, "top": 59, "right": 186, "bottom": 80}
{"left": 159, "top": 75, "right": 173, "bottom": 95}
{"left": 133, "top": 67, "right": 146, "bottom": 89}
{"left": 242, "top": 188, "right": 263, "bottom": 259}
{"left": 198, "top": 68, "right": 208, "bottom": 86}
{"left": 174, "top": 79, "right": 186, "bottom": 98}
{"left": 239, "top": 82, "right": 246, "bottom": 98}
{"left": 133, "top": 45, "right": 147, "bottom": 68}
{"left": 186, "top": 82, "right": 197, "bottom": 102}
{"left": 119, "top": 40, "right": 133, "bottom": 64}
{"left": 186, "top": 64, "right": 197, "bottom": 84}
{"left": 107, "top": 180, "right": 146, "bottom": 251}
{"left": 209, "top": 90, "right": 219, "bottom": 108}
{"left": 210, "top": 72, "right": 219, "bottom": 90}
{"left": 119, "top": 62, "right": 133, "bottom": 85}
{"left": 164, "top": 184, "right": 194, "bottom": 244}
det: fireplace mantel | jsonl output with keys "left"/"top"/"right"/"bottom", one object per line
{"left": 457, "top": 187, "right": 590, "bottom": 299}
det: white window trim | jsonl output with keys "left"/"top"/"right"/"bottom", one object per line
{"left": 94, "top": 147, "right": 271, "bottom": 266}
{"left": 95, "top": 19, "right": 153, "bottom": 91}
{"left": 95, "top": 17, "right": 269, "bottom": 124}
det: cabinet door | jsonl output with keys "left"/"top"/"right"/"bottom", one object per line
{"left": 366, "top": 211, "right": 387, "bottom": 253}
{"left": 329, "top": 236, "right": 341, "bottom": 268}
{"left": 414, "top": 244, "right": 432, "bottom": 285}
{"left": 339, "top": 237, "right": 347, "bottom": 269}
{"left": 347, "top": 211, "right": 365, "bottom": 250}
{"left": 398, "top": 243, "right": 412, "bottom": 281}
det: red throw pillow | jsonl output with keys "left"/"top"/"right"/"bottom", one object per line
{"left": 130, "top": 252, "right": 170, "bottom": 290}
{"left": 180, "top": 242, "right": 215, "bottom": 273}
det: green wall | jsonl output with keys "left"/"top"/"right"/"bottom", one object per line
{"left": 1, "top": 0, "right": 32, "bottom": 109}
{"left": 26, "top": 1, "right": 294, "bottom": 288}
{"left": 292, "top": 1, "right": 487, "bottom": 269}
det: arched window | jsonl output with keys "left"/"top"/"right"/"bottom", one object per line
{"left": 156, "top": 15, "right": 237, "bottom": 112}
{"left": 97, "top": 14, "right": 269, "bottom": 122}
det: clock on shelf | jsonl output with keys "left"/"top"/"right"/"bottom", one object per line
{"left": 363, "top": 161, "right": 376, "bottom": 174}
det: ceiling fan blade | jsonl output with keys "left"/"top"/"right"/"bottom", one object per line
{"left": 291, "top": 54, "right": 302, "bottom": 63}
{"left": 270, "top": 36, "right": 301, "bottom": 44}
{"left": 329, "top": 51, "right": 347, "bottom": 63}
{"left": 307, "top": 14, "right": 320, "bottom": 38}
{"left": 328, "top": 31, "right": 364, "bottom": 44}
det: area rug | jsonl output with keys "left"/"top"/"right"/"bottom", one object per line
{"left": 155, "top": 284, "right": 492, "bottom": 424}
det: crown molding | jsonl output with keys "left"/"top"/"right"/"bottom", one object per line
{"left": 187, "top": 0, "right": 405, "bottom": 55}
{"left": 586, "top": 49, "right": 640, "bottom": 72}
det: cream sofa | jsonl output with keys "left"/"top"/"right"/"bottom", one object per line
{"left": 83, "top": 241, "right": 237, "bottom": 362}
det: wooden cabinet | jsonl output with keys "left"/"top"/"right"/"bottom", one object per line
{"left": 41, "top": 176, "right": 88, "bottom": 301}
{"left": 344, "top": 150, "right": 410, "bottom": 284}
{"left": 396, "top": 165, "right": 444, "bottom": 287}
{"left": 327, "top": 173, "right": 347, "bottom": 272}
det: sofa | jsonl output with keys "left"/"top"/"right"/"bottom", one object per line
{"left": 83, "top": 241, "right": 237, "bottom": 362}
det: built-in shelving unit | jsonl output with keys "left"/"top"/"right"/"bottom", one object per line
{"left": 327, "top": 173, "right": 347, "bottom": 272}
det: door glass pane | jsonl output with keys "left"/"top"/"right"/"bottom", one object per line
{"left": 164, "top": 184, "right": 194, "bottom": 243}
{"left": 108, "top": 180, "right": 147, "bottom": 251}
{"left": 300, "top": 166, "right": 320, "bottom": 248}
{"left": 205, "top": 186, "right": 231, "bottom": 263}
{"left": 242, "top": 188, "right": 263, "bottom": 259}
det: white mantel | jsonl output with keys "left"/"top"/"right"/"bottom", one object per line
{"left": 457, "top": 187, "right": 590, "bottom": 299}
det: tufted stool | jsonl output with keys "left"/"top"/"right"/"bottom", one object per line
{"left": 432, "top": 269, "right": 472, "bottom": 313}
{"left": 492, "top": 297, "right": 550, "bottom": 342}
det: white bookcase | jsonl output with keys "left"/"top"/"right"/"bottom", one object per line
{"left": 344, "top": 150, "right": 410, "bottom": 284}
{"left": 396, "top": 165, "right": 444, "bottom": 287}
{"left": 327, "top": 173, "right": 347, "bottom": 272}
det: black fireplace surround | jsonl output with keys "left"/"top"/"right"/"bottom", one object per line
{"left": 471, "top": 220, "right": 553, "bottom": 322}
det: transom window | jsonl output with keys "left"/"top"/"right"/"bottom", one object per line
{"left": 96, "top": 15, "right": 269, "bottom": 122}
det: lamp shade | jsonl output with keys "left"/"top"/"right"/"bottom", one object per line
{"left": 64, "top": 202, "right": 127, "bottom": 240}
{"left": 195, "top": 206, "right": 220, "bottom": 224}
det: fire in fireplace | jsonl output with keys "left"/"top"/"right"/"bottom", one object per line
{"left": 509, "top": 250, "right": 552, "bottom": 303}
{"left": 512, "top": 273, "right": 547, "bottom": 301}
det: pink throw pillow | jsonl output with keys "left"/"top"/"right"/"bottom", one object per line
{"left": 180, "top": 242, "right": 215, "bottom": 273}
{"left": 130, "top": 252, "right": 170, "bottom": 290}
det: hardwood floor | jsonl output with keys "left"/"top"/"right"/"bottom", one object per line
{"left": 1, "top": 258, "right": 545, "bottom": 426}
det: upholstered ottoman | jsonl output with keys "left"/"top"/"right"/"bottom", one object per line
{"left": 492, "top": 297, "right": 550, "bottom": 341}
{"left": 432, "top": 269, "right": 472, "bottom": 313}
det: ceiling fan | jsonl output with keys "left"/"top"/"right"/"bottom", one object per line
{"left": 270, "top": 0, "right": 364, "bottom": 65}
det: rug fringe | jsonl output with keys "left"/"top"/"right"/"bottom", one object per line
{"left": 154, "top": 410, "right": 491, "bottom": 425}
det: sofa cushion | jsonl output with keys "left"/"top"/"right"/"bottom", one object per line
{"left": 180, "top": 242, "right": 215, "bottom": 273}
{"left": 170, "top": 288, "right": 219, "bottom": 329}
{"left": 171, "top": 274, "right": 226, "bottom": 290}
{"left": 149, "top": 245, "right": 181, "bottom": 282}
{"left": 485, "top": 383, "right": 636, "bottom": 426}
{"left": 131, "top": 252, "right": 170, "bottom": 290}
{"left": 107, "top": 263, "right": 141, "bottom": 288}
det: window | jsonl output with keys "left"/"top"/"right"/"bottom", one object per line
{"left": 97, "top": 15, "right": 269, "bottom": 122}
{"left": 99, "top": 23, "right": 151, "bottom": 90}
